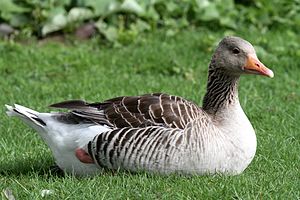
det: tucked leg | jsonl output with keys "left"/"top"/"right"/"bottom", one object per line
{"left": 75, "top": 148, "right": 94, "bottom": 163}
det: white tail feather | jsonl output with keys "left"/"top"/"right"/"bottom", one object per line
{"left": 5, "top": 104, "right": 16, "bottom": 116}
{"left": 14, "top": 104, "right": 39, "bottom": 115}
{"left": 5, "top": 104, "right": 46, "bottom": 130}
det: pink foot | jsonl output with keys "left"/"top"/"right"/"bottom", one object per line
{"left": 75, "top": 148, "right": 94, "bottom": 164}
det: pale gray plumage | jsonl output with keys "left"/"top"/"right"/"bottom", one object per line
{"left": 6, "top": 36, "right": 274, "bottom": 176}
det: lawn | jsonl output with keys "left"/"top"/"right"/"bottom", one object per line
{"left": 0, "top": 28, "right": 299, "bottom": 199}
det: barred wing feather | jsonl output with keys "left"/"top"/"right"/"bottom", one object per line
{"left": 50, "top": 93, "right": 203, "bottom": 129}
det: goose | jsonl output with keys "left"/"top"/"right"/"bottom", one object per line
{"left": 6, "top": 36, "right": 274, "bottom": 176}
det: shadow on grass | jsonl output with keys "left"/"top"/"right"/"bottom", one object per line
{"left": 0, "top": 157, "right": 225, "bottom": 180}
{"left": 0, "top": 157, "right": 147, "bottom": 179}
{"left": 0, "top": 158, "right": 65, "bottom": 178}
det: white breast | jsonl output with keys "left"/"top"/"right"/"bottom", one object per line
{"left": 212, "top": 102, "right": 257, "bottom": 174}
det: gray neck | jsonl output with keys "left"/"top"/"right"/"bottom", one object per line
{"left": 202, "top": 63, "right": 240, "bottom": 115}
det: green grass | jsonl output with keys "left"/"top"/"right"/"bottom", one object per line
{"left": 0, "top": 28, "right": 299, "bottom": 199}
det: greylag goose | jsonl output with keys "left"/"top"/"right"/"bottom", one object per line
{"left": 6, "top": 36, "right": 274, "bottom": 176}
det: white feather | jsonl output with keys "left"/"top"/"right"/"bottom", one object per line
{"left": 6, "top": 104, "right": 111, "bottom": 176}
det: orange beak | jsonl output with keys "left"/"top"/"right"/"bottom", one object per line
{"left": 244, "top": 54, "right": 274, "bottom": 78}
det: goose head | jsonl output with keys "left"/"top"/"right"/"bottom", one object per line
{"left": 211, "top": 36, "right": 274, "bottom": 78}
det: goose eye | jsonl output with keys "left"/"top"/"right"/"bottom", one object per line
{"left": 232, "top": 48, "right": 240, "bottom": 54}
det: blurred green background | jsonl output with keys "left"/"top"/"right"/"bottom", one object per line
{"left": 0, "top": 0, "right": 299, "bottom": 41}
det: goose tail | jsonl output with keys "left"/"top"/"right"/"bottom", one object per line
{"left": 5, "top": 104, "right": 46, "bottom": 132}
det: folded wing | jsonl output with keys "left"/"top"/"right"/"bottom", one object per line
{"left": 50, "top": 93, "right": 203, "bottom": 129}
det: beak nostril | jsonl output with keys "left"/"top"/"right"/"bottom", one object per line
{"left": 255, "top": 63, "right": 260, "bottom": 67}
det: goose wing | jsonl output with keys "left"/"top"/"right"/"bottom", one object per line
{"left": 50, "top": 93, "right": 202, "bottom": 129}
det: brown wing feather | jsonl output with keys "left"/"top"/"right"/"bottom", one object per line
{"left": 50, "top": 93, "right": 202, "bottom": 129}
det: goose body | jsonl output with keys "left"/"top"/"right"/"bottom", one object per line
{"left": 6, "top": 36, "right": 273, "bottom": 176}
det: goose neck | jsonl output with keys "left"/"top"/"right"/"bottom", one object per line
{"left": 202, "top": 66, "right": 240, "bottom": 115}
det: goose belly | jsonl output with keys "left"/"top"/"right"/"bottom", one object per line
{"left": 171, "top": 130, "right": 256, "bottom": 175}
